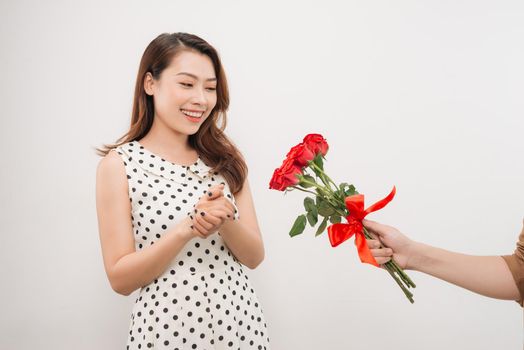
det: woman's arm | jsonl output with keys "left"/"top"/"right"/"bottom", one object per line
{"left": 96, "top": 151, "right": 194, "bottom": 296}
{"left": 219, "top": 179, "right": 265, "bottom": 269}
{"left": 364, "top": 219, "right": 521, "bottom": 302}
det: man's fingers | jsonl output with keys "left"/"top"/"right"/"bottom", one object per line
{"left": 370, "top": 248, "right": 393, "bottom": 257}
{"left": 366, "top": 239, "right": 381, "bottom": 249}
{"left": 375, "top": 257, "right": 392, "bottom": 265}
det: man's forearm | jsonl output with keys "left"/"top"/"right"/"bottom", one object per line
{"left": 410, "top": 242, "right": 520, "bottom": 300}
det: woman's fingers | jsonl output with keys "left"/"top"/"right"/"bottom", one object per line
{"left": 208, "top": 209, "right": 232, "bottom": 221}
{"left": 206, "top": 184, "right": 225, "bottom": 200}
{"left": 193, "top": 220, "right": 213, "bottom": 239}
{"left": 217, "top": 199, "right": 236, "bottom": 219}
{"left": 205, "top": 197, "right": 234, "bottom": 214}
{"left": 195, "top": 214, "right": 214, "bottom": 231}
{"left": 199, "top": 199, "right": 236, "bottom": 218}
{"left": 200, "top": 211, "right": 222, "bottom": 226}
{"left": 191, "top": 221, "right": 207, "bottom": 239}
{"left": 195, "top": 185, "right": 224, "bottom": 208}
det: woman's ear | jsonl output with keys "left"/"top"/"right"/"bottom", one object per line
{"left": 144, "top": 72, "right": 154, "bottom": 96}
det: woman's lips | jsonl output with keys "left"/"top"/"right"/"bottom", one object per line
{"left": 181, "top": 109, "right": 204, "bottom": 123}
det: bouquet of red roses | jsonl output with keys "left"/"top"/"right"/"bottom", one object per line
{"left": 270, "top": 134, "right": 416, "bottom": 303}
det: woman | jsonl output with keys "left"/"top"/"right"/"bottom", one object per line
{"left": 96, "top": 32, "right": 270, "bottom": 349}
{"left": 365, "top": 219, "right": 523, "bottom": 304}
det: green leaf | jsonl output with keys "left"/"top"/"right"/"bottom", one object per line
{"left": 318, "top": 200, "right": 335, "bottom": 217}
{"left": 306, "top": 210, "right": 318, "bottom": 226}
{"left": 345, "top": 184, "right": 357, "bottom": 196}
{"left": 289, "top": 215, "right": 307, "bottom": 237}
{"left": 303, "top": 197, "right": 316, "bottom": 212}
{"left": 304, "top": 197, "right": 318, "bottom": 226}
{"left": 329, "top": 215, "right": 341, "bottom": 224}
{"left": 310, "top": 202, "right": 318, "bottom": 218}
{"left": 315, "top": 216, "right": 329, "bottom": 236}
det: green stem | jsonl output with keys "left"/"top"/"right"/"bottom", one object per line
{"left": 309, "top": 161, "right": 340, "bottom": 192}
{"left": 312, "top": 167, "right": 334, "bottom": 194}
{"left": 363, "top": 227, "right": 416, "bottom": 288}
{"left": 319, "top": 194, "right": 347, "bottom": 218}
{"left": 362, "top": 226, "right": 416, "bottom": 301}
{"left": 297, "top": 177, "right": 329, "bottom": 194}
{"left": 290, "top": 186, "right": 320, "bottom": 197}
{"left": 330, "top": 206, "right": 347, "bottom": 218}
{"left": 297, "top": 178, "right": 345, "bottom": 216}
{"left": 384, "top": 265, "right": 414, "bottom": 303}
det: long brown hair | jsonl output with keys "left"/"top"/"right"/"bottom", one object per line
{"left": 96, "top": 33, "right": 247, "bottom": 194}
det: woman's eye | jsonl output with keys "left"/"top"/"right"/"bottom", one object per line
{"left": 206, "top": 87, "right": 217, "bottom": 91}
{"left": 180, "top": 83, "right": 193, "bottom": 87}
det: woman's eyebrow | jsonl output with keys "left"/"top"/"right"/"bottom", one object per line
{"left": 175, "top": 72, "right": 217, "bottom": 82}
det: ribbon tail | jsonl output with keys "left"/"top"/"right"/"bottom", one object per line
{"left": 355, "top": 231, "right": 379, "bottom": 267}
{"left": 363, "top": 186, "right": 396, "bottom": 216}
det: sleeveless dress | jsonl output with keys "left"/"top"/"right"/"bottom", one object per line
{"left": 112, "top": 141, "right": 270, "bottom": 350}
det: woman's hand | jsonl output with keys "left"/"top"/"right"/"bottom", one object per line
{"left": 364, "top": 219, "right": 416, "bottom": 269}
{"left": 191, "top": 184, "right": 235, "bottom": 239}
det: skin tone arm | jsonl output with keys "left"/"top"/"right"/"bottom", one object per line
{"left": 195, "top": 179, "right": 265, "bottom": 269}
{"left": 96, "top": 151, "right": 227, "bottom": 296}
{"left": 364, "top": 219, "right": 521, "bottom": 301}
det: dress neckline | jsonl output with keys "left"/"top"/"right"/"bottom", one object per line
{"left": 118, "top": 141, "right": 211, "bottom": 183}
{"left": 135, "top": 140, "right": 200, "bottom": 168}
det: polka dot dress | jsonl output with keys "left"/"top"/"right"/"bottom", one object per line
{"left": 112, "top": 141, "right": 270, "bottom": 350}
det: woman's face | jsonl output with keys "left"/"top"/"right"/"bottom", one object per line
{"left": 146, "top": 50, "right": 218, "bottom": 136}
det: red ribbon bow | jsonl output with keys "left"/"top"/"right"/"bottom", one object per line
{"left": 327, "top": 186, "right": 396, "bottom": 267}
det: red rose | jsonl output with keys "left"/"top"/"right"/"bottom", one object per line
{"left": 269, "top": 158, "right": 303, "bottom": 191}
{"left": 303, "top": 134, "right": 329, "bottom": 156}
{"left": 285, "top": 143, "right": 315, "bottom": 167}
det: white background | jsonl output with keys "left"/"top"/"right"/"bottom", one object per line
{"left": 1, "top": 0, "right": 523, "bottom": 349}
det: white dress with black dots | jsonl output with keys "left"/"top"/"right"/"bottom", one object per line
{"left": 112, "top": 141, "right": 270, "bottom": 350}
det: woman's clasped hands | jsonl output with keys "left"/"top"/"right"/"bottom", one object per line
{"left": 191, "top": 184, "right": 236, "bottom": 239}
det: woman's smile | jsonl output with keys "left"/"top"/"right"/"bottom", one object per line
{"left": 180, "top": 108, "right": 205, "bottom": 122}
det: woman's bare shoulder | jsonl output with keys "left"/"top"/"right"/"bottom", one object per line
{"left": 96, "top": 149, "right": 127, "bottom": 187}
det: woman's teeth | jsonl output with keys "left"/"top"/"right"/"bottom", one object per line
{"left": 181, "top": 109, "right": 204, "bottom": 118}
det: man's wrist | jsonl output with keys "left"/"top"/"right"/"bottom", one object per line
{"left": 407, "top": 241, "right": 429, "bottom": 271}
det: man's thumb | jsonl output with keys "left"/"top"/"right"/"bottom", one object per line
{"left": 362, "top": 219, "right": 383, "bottom": 237}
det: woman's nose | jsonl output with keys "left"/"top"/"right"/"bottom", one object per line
{"left": 191, "top": 87, "right": 207, "bottom": 106}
